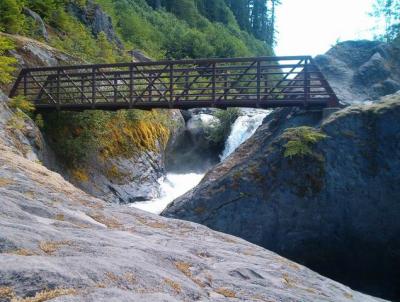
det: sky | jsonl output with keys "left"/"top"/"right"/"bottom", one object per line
{"left": 275, "top": 0, "right": 379, "bottom": 57}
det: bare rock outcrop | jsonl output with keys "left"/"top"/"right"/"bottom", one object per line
{"left": 163, "top": 95, "right": 400, "bottom": 300}
{"left": 1, "top": 34, "right": 185, "bottom": 203}
{"left": 315, "top": 40, "right": 400, "bottom": 104}
{"left": 0, "top": 142, "right": 385, "bottom": 302}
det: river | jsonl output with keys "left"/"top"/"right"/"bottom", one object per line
{"left": 131, "top": 108, "right": 270, "bottom": 214}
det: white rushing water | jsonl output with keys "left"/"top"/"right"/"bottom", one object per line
{"left": 131, "top": 108, "right": 270, "bottom": 214}
{"left": 220, "top": 109, "right": 270, "bottom": 161}
{"left": 131, "top": 173, "right": 204, "bottom": 214}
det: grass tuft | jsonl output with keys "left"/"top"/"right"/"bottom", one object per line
{"left": 39, "top": 241, "right": 71, "bottom": 255}
{"left": 164, "top": 278, "right": 182, "bottom": 294}
{"left": 87, "top": 212, "right": 122, "bottom": 229}
{"left": 175, "top": 261, "right": 192, "bottom": 277}
{"left": 7, "top": 248, "right": 37, "bottom": 256}
{"left": 0, "top": 177, "right": 14, "bottom": 186}
{"left": 0, "top": 287, "right": 15, "bottom": 299}
{"left": 11, "top": 288, "right": 76, "bottom": 302}
{"left": 71, "top": 168, "right": 89, "bottom": 182}
{"left": 215, "top": 287, "right": 236, "bottom": 298}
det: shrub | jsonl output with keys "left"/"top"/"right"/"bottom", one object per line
{"left": 0, "top": 36, "right": 17, "bottom": 84}
{"left": 34, "top": 113, "right": 44, "bottom": 128}
{"left": 207, "top": 108, "right": 241, "bottom": 146}
{"left": 96, "top": 31, "right": 116, "bottom": 63}
{"left": 0, "top": 0, "right": 24, "bottom": 33}
{"left": 43, "top": 109, "right": 171, "bottom": 167}
{"left": 283, "top": 127, "right": 327, "bottom": 158}
{"left": 8, "top": 96, "right": 35, "bottom": 115}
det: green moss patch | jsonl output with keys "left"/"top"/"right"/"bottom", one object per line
{"left": 43, "top": 109, "right": 172, "bottom": 168}
{"left": 282, "top": 127, "right": 327, "bottom": 159}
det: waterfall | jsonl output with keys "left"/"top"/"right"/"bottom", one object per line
{"left": 220, "top": 109, "right": 270, "bottom": 161}
{"left": 131, "top": 108, "right": 270, "bottom": 214}
{"left": 131, "top": 173, "right": 204, "bottom": 214}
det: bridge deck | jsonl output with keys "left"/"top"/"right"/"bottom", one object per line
{"left": 9, "top": 56, "right": 339, "bottom": 111}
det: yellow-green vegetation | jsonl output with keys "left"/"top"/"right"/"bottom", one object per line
{"left": 0, "top": 286, "right": 15, "bottom": 300}
{"left": 71, "top": 168, "right": 89, "bottom": 182}
{"left": 6, "top": 248, "right": 37, "bottom": 256}
{"left": 0, "top": 35, "right": 17, "bottom": 84}
{"left": 34, "top": 114, "right": 44, "bottom": 129}
{"left": 215, "top": 287, "right": 236, "bottom": 298}
{"left": 100, "top": 112, "right": 170, "bottom": 159}
{"left": 7, "top": 96, "right": 38, "bottom": 130}
{"left": 105, "top": 165, "right": 126, "bottom": 181}
{"left": 164, "top": 278, "right": 182, "bottom": 294}
{"left": 54, "top": 213, "right": 65, "bottom": 221}
{"left": 6, "top": 111, "right": 27, "bottom": 130}
{"left": 39, "top": 240, "right": 71, "bottom": 255}
{"left": 11, "top": 288, "right": 77, "bottom": 302}
{"left": 0, "top": 0, "right": 275, "bottom": 61}
{"left": 87, "top": 211, "right": 122, "bottom": 228}
{"left": 283, "top": 127, "right": 327, "bottom": 159}
{"left": 1, "top": 285, "right": 76, "bottom": 301}
{"left": 207, "top": 108, "right": 241, "bottom": 147}
{"left": 174, "top": 261, "right": 192, "bottom": 277}
{"left": 43, "top": 109, "right": 171, "bottom": 168}
{"left": 8, "top": 96, "right": 35, "bottom": 115}
{"left": 0, "top": 177, "right": 14, "bottom": 186}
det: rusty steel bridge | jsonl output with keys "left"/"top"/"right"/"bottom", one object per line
{"left": 9, "top": 56, "right": 339, "bottom": 111}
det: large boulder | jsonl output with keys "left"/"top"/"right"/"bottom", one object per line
{"left": 166, "top": 110, "right": 223, "bottom": 173}
{"left": 0, "top": 141, "right": 385, "bottom": 302}
{"left": 315, "top": 40, "right": 400, "bottom": 104}
{"left": 162, "top": 95, "right": 400, "bottom": 300}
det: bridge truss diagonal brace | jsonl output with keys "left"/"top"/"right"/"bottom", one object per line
{"left": 8, "top": 55, "right": 340, "bottom": 111}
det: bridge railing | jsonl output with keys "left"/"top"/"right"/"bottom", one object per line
{"left": 9, "top": 56, "right": 339, "bottom": 110}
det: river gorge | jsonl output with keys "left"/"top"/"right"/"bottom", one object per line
{"left": 131, "top": 109, "right": 270, "bottom": 214}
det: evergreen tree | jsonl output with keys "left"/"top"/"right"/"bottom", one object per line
{"left": 25, "top": 0, "right": 59, "bottom": 19}
{"left": 0, "top": 36, "right": 17, "bottom": 84}
{"left": 371, "top": 0, "right": 400, "bottom": 42}
{"left": 0, "top": 0, "right": 25, "bottom": 33}
{"left": 96, "top": 31, "right": 115, "bottom": 63}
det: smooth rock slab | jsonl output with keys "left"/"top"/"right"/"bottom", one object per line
{"left": 0, "top": 144, "right": 385, "bottom": 301}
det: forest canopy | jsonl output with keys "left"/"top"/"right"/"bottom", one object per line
{"left": 371, "top": 0, "right": 400, "bottom": 43}
{"left": 0, "top": 0, "right": 279, "bottom": 62}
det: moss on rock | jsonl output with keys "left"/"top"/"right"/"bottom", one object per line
{"left": 282, "top": 126, "right": 327, "bottom": 159}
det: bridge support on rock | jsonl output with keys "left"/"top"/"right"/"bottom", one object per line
{"left": 9, "top": 56, "right": 339, "bottom": 111}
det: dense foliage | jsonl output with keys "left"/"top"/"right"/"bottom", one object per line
{"left": 0, "top": 0, "right": 276, "bottom": 61}
{"left": 145, "top": 0, "right": 280, "bottom": 46}
{"left": 0, "top": 0, "right": 278, "bottom": 169}
{"left": 0, "top": 36, "right": 17, "bottom": 84}
{"left": 371, "top": 0, "right": 400, "bottom": 42}
{"left": 207, "top": 108, "right": 241, "bottom": 147}
{"left": 43, "top": 110, "right": 172, "bottom": 167}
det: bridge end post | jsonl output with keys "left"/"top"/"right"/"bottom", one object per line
{"left": 9, "top": 70, "right": 26, "bottom": 98}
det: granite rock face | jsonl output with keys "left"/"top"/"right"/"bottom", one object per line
{"left": 315, "top": 40, "right": 400, "bottom": 104}
{"left": 68, "top": 0, "right": 123, "bottom": 48}
{"left": 0, "top": 142, "right": 385, "bottom": 302}
{"left": 163, "top": 95, "right": 400, "bottom": 300}
{"left": 2, "top": 33, "right": 80, "bottom": 71}
{"left": 22, "top": 8, "right": 49, "bottom": 42}
{"left": 166, "top": 108, "right": 231, "bottom": 173}
{"left": 74, "top": 139, "right": 166, "bottom": 203}
{"left": 0, "top": 90, "right": 54, "bottom": 166}
{"left": 2, "top": 34, "right": 185, "bottom": 204}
